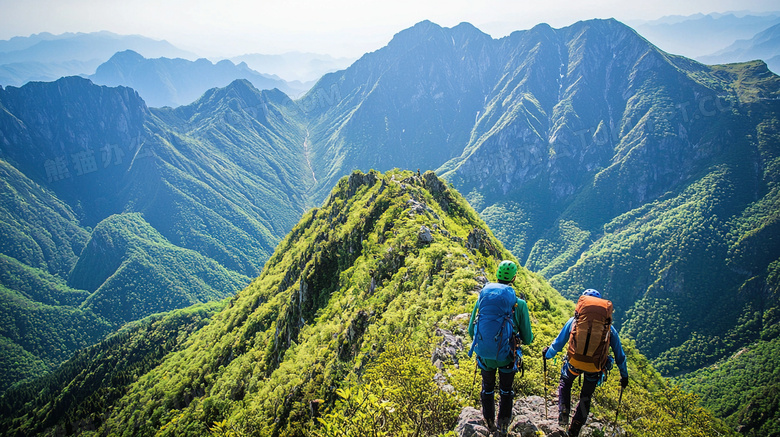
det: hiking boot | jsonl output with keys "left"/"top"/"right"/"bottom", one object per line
{"left": 484, "top": 417, "right": 497, "bottom": 434}
{"left": 496, "top": 417, "right": 511, "bottom": 436}
{"left": 567, "top": 418, "right": 583, "bottom": 437}
{"left": 481, "top": 391, "right": 496, "bottom": 433}
{"left": 558, "top": 411, "right": 569, "bottom": 428}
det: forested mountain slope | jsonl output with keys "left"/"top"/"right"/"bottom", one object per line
{"left": 296, "top": 19, "right": 780, "bottom": 433}
{"left": 0, "top": 77, "right": 311, "bottom": 391}
{"left": 0, "top": 170, "right": 732, "bottom": 437}
{"left": 0, "top": 17, "right": 778, "bottom": 433}
{"left": 430, "top": 20, "right": 780, "bottom": 376}
{"left": 300, "top": 16, "right": 780, "bottom": 375}
{"left": 299, "top": 21, "right": 504, "bottom": 201}
{"left": 676, "top": 335, "right": 780, "bottom": 436}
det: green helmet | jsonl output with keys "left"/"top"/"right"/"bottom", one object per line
{"left": 496, "top": 260, "right": 518, "bottom": 282}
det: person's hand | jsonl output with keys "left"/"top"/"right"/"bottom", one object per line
{"left": 543, "top": 346, "right": 555, "bottom": 360}
{"left": 620, "top": 376, "right": 629, "bottom": 388}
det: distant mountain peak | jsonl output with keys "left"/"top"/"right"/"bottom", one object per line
{"left": 107, "top": 49, "right": 145, "bottom": 63}
{"left": 410, "top": 19, "right": 440, "bottom": 31}
{"left": 224, "top": 77, "right": 258, "bottom": 94}
{"left": 387, "top": 20, "right": 445, "bottom": 45}
{"left": 392, "top": 19, "right": 491, "bottom": 41}
{"left": 452, "top": 21, "right": 480, "bottom": 32}
{"left": 449, "top": 21, "right": 492, "bottom": 43}
{"left": 89, "top": 51, "right": 297, "bottom": 107}
{"left": 189, "top": 77, "right": 261, "bottom": 105}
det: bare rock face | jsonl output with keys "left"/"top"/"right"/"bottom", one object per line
{"left": 456, "top": 396, "right": 621, "bottom": 437}
{"left": 466, "top": 228, "right": 502, "bottom": 259}
{"left": 456, "top": 407, "right": 493, "bottom": 437}
{"left": 432, "top": 328, "right": 464, "bottom": 369}
{"left": 423, "top": 169, "right": 448, "bottom": 194}
{"left": 346, "top": 170, "right": 379, "bottom": 197}
{"left": 418, "top": 225, "right": 435, "bottom": 244}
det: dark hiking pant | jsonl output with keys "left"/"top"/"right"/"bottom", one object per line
{"left": 480, "top": 364, "right": 515, "bottom": 427}
{"left": 558, "top": 361, "right": 600, "bottom": 436}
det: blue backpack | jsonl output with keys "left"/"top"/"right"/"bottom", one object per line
{"left": 468, "top": 283, "right": 518, "bottom": 365}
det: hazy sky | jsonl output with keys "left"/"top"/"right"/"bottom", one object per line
{"left": 1, "top": 0, "right": 779, "bottom": 58}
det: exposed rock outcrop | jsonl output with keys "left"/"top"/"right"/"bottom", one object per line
{"left": 418, "top": 225, "right": 434, "bottom": 244}
{"left": 456, "top": 396, "right": 620, "bottom": 437}
{"left": 432, "top": 328, "right": 464, "bottom": 369}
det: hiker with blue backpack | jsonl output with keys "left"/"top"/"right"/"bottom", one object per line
{"left": 543, "top": 289, "right": 629, "bottom": 437}
{"left": 468, "top": 260, "right": 534, "bottom": 436}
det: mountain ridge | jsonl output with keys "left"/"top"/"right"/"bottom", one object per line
{"left": 296, "top": 19, "right": 780, "bottom": 433}
{"left": 89, "top": 50, "right": 305, "bottom": 107}
{"left": 0, "top": 18, "right": 778, "bottom": 433}
{"left": 698, "top": 23, "right": 780, "bottom": 73}
{"left": 0, "top": 76, "right": 312, "bottom": 390}
{"left": 0, "top": 31, "right": 197, "bottom": 88}
{"left": 0, "top": 169, "right": 733, "bottom": 437}
{"left": 629, "top": 12, "right": 780, "bottom": 58}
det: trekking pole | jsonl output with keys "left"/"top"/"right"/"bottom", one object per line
{"left": 612, "top": 386, "right": 624, "bottom": 437}
{"left": 543, "top": 352, "right": 548, "bottom": 420}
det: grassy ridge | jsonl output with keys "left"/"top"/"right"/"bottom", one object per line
{"left": 0, "top": 170, "right": 733, "bottom": 437}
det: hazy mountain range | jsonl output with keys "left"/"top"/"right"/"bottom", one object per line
{"left": 88, "top": 50, "right": 309, "bottom": 107}
{"left": 0, "top": 32, "right": 346, "bottom": 102}
{"left": 0, "top": 31, "right": 195, "bottom": 87}
{"left": 698, "top": 22, "right": 780, "bottom": 73}
{"left": 229, "top": 52, "right": 355, "bottom": 85}
{"left": 0, "top": 18, "right": 778, "bottom": 435}
{"left": 629, "top": 11, "right": 780, "bottom": 58}
{"left": 4, "top": 15, "right": 780, "bottom": 106}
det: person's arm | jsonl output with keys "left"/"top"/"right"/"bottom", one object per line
{"left": 514, "top": 298, "right": 534, "bottom": 345}
{"left": 610, "top": 326, "right": 629, "bottom": 378}
{"left": 468, "top": 300, "right": 479, "bottom": 338}
{"left": 544, "top": 317, "right": 574, "bottom": 359}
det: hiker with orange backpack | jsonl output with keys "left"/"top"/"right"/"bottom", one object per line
{"left": 468, "top": 260, "right": 534, "bottom": 436}
{"left": 543, "top": 289, "right": 628, "bottom": 437}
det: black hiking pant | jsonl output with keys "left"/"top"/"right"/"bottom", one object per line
{"left": 558, "top": 360, "right": 600, "bottom": 436}
{"left": 480, "top": 362, "right": 515, "bottom": 427}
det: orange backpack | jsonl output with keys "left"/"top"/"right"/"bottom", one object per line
{"left": 566, "top": 295, "right": 613, "bottom": 373}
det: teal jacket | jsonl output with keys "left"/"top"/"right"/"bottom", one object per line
{"left": 468, "top": 283, "right": 534, "bottom": 369}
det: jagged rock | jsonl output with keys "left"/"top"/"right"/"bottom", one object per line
{"left": 456, "top": 396, "right": 620, "bottom": 437}
{"left": 466, "top": 228, "right": 501, "bottom": 258}
{"left": 433, "top": 372, "right": 456, "bottom": 394}
{"left": 472, "top": 275, "right": 489, "bottom": 293}
{"left": 418, "top": 225, "right": 434, "bottom": 244}
{"left": 407, "top": 198, "right": 441, "bottom": 220}
{"left": 422, "top": 171, "right": 454, "bottom": 211}
{"left": 400, "top": 174, "right": 423, "bottom": 186}
{"left": 432, "top": 329, "right": 463, "bottom": 393}
{"left": 456, "top": 407, "right": 493, "bottom": 437}
{"left": 509, "top": 396, "right": 563, "bottom": 436}
{"left": 422, "top": 170, "right": 448, "bottom": 194}
{"left": 432, "top": 328, "right": 464, "bottom": 368}
{"left": 347, "top": 170, "right": 378, "bottom": 197}
{"left": 407, "top": 198, "right": 426, "bottom": 215}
